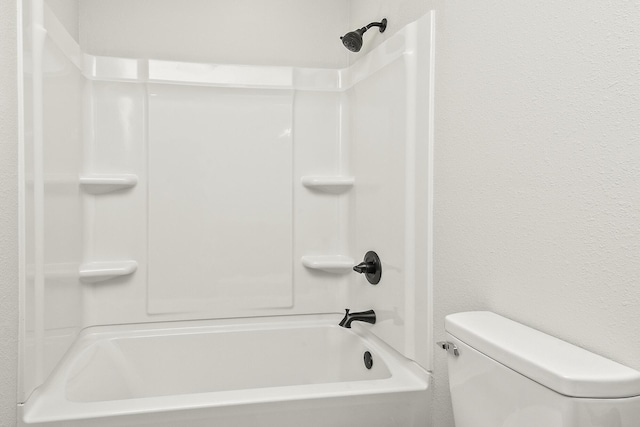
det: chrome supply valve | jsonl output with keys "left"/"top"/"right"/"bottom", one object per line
{"left": 437, "top": 341, "right": 460, "bottom": 357}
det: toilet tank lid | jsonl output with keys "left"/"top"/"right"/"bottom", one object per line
{"left": 445, "top": 311, "right": 640, "bottom": 399}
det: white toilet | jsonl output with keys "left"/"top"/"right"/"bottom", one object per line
{"left": 442, "top": 311, "right": 640, "bottom": 427}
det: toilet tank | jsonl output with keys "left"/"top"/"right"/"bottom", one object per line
{"left": 444, "top": 312, "right": 640, "bottom": 427}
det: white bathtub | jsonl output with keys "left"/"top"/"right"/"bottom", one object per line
{"left": 20, "top": 315, "right": 430, "bottom": 426}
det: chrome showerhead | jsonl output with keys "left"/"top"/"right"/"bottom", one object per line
{"left": 340, "top": 18, "right": 387, "bottom": 53}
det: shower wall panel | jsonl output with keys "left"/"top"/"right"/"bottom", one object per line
{"left": 347, "top": 13, "right": 434, "bottom": 370}
{"left": 20, "top": 3, "right": 84, "bottom": 402}
{"left": 40, "top": 36, "right": 84, "bottom": 378}
{"left": 147, "top": 85, "right": 293, "bottom": 314}
{"left": 83, "top": 81, "right": 349, "bottom": 326}
{"left": 349, "top": 59, "right": 408, "bottom": 355}
{"left": 292, "top": 90, "right": 350, "bottom": 308}
{"left": 81, "top": 81, "right": 347, "bottom": 325}
{"left": 81, "top": 81, "right": 147, "bottom": 323}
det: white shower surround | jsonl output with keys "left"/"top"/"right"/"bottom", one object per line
{"left": 19, "top": 2, "right": 435, "bottom": 424}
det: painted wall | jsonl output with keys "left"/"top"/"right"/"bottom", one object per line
{"left": 348, "top": 0, "right": 430, "bottom": 61}
{"left": 351, "top": 1, "right": 640, "bottom": 426}
{"left": 0, "top": 0, "right": 18, "bottom": 424}
{"left": 432, "top": 1, "right": 640, "bottom": 427}
{"left": 79, "top": 0, "right": 349, "bottom": 68}
{"left": 44, "top": 0, "right": 78, "bottom": 41}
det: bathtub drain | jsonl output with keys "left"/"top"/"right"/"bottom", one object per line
{"left": 364, "top": 351, "right": 373, "bottom": 369}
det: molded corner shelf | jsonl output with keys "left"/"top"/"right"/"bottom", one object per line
{"left": 79, "top": 261, "right": 138, "bottom": 283}
{"left": 301, "top": 256, "right": 355, "bottom": 274}
{"left": 301, "top": 176, "right": 354, "bottom": 193}
{"left": 80, "top": 174, "right": 138, "bottom": 194}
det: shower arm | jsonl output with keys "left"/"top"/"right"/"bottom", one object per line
{"left": 364, "top": 20, "right": 387, "bottom": 33}
{"left": 357, "top": 19, "right": 388, "bottom": 35}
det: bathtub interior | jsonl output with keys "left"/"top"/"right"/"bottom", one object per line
{"left": 65, "top": 322, "right": 392, "bottom": 402}
{"left": 19, "top": 0, "right": 435, "bottom": 422}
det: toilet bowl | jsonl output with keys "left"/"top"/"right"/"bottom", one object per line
{"left": 443, "top": 311, "right": 640, "bottom": 427}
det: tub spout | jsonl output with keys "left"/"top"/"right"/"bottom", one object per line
{"left": 339, "top": 309, "right": 376, "bottom": 328}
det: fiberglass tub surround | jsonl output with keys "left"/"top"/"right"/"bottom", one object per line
{"left": 19, "top": 1, "right": 435, "bottom": 425}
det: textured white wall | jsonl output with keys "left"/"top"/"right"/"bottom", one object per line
{"left": 0, "top": 0, "right": 18, "bottom": 424}
{"left": 433, "top": 1, "right": 640, "bottom": 427}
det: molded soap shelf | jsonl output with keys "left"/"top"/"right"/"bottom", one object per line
{"left": 80, "top": 174, "right": 138, "bottom": 194}
{"left": 301, "top": 176, "right": 354, "bottom": 193}
{"left": 301, "top": 256, "right": 355, "bottom": 274}
{"left": 79, "top": 261, "right": 138, "bottom": 283}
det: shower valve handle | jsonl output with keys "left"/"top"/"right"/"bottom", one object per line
{"left": 353, "top": 262, "right": 376, "bottom": 275}
{"left": 353, "top": 251, "right": 382, "bottom": 285}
